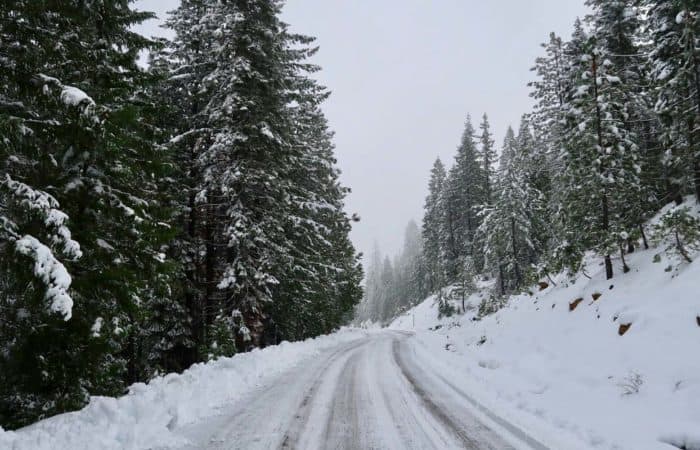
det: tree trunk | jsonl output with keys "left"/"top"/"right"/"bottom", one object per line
{"left": 592, "top": 53, "right": 614, "bottom": 280}
{"left": 627, "top": 237, "right": 635, "bottom": 254}
{"left": 620, "top": 244, "right": 630, "bottom": 274}
{"left": 676, "top": 229, "right": 693, "bottom": 263}
{"left": 185, "top": 184, "right": 200, "bottom": 364}
{"left": 692, "top": 40, "right": 700, "bottom": 202}
{"left": 511, "top": 217, "right": 522, "bottom": 286}
{"left": 604, "top": 254, "right": 613, "bottom": 280}
{"left": 498, "top": 262, "right": 506, "bottom": 296}
{"left": 204, "top": 196, "right": 217, "bottom": 345}
{"left": 694, "top": 158, "right": 700, "bottom": 203}
{"left": 639, "top": 223, "right": 649, "bottom": 250}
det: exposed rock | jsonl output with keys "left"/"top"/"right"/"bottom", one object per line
{"left": 569, "top": 298, "right": 584, "bottom": 311}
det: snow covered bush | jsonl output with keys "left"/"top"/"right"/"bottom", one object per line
{"left": 617, "top": 371, "right": 644, "bottom": 396}
{"left": 652, "top": 206, "right": 700, "bottom": 264}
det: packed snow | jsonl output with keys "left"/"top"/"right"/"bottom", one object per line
{"left": 0, "top": 329, "right": 370, "bottom": 450}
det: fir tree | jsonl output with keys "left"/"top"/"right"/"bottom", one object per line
{"left": 560, "top": 33, "right": 642, "bottom": 279}
{"left": 647, "top": 0, "right": 700, "bottom": 202}
{"left": 479, "top": 127, "right": 542, "bottom": 293}
{"left": 0, "top": 0, "right": 174, "bottom": 427}
{"left": 422, "top": 158, "right": 447, "bottom": 292}
{"left": 478, "top": 114, "right": 497, "bottom": 204}
{"left": 441, "top": 116, "right": 486, "bottom": 279}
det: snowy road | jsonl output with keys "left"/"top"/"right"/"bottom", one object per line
{"left": 175, "top": 331, "right": 548, "bottom": 450}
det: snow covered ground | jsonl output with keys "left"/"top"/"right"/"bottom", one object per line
{"left": 1, "top": 328, "right": 559, "bottom": 450}
{"left": 391, "top": 236, "right": 700, "bottom": 449}
{"left": 173, "top": 330, "right": 544, "bottom": 450}
{"left": 3, "top": 207, "right": 698, "bottom": 450}
{"left": 0, "top": 329, "right": 370, "bottom": 450}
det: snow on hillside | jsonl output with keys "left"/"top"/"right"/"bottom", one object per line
{"left": 0, "top": 329, "right": 370, "bottom": 450}
{"left": 391, "top": 219, "right": 700, "bottom": 449}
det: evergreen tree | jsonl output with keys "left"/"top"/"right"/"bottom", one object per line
{"left": 422, "top": 158, "right": 447, "bottom": 292}
{"left": 516, "top": 116, "right": 551, "bottom": 261}
{"left": 155, "top": 0, "right": 221, "bottom": 366}
{"left": 587, "top": 0, "right": 659, "bottom": 255}
{"left": 647, "top": 0, "right": 700, "bottom": 202}
{"left": 162, "top": 0, "right": 362, "bottom": 352}
{"left": 0, "top": 0, "right": 176, "bottom": 427}
{"left": 479, "top": 127, "right": 542, "bottom": 293}
{"left": 379, "top": 256, "right": 396, "bottom": 320}
{"left": 559, "top": 32, "right": 642, "bottom": 279}
{"left": 478, "top": 114, "right": 497, "bottom": 204}
{"left": 441, "top": 116, "right": 486, "bottom": 279}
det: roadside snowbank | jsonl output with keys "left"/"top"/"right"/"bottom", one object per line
{"left": 0, "top": 328, "right": 369, "bottom": 450}
{"left": 391, "top": 241, "right": 700, "bottom": 449}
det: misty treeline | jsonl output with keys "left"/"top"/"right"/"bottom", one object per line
{"left": 0, "top": 0, "right": 363, "bottom": 428}
{"left": 358, "top": 0, "right": 700, "bottom": 324}
{"left": 355, "top": 222, "right": 426, "bottom": 324}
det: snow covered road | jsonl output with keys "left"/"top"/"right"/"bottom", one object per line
{"left": 175, "top": 330, "right": 547, "bottom": 450}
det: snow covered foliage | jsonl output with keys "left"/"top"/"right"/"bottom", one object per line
{"left": 647, "top": 0, "right": 700, "bottom": 202}
{"left": 364, "top": 0, "right": 700, "bottom": 329}
{"left": 479, "top": 126, "right": 543, "bottom": 294}
{"left": 1, "top": 0, "right": 361, "bottom": 431}
{"left": 0, "top": 0, "right": 169, "bottom": 427}
{"left": 441, "top": 117, "right": 487, "bottom": 279}
{"left": 156, "top": 0, "right": 362, "bottom": 359}
{"left": 0, "top": 175, "right": 81, "bottom": 319}
{"left": 422, "top": 158, "right": 448, "bottom": 293}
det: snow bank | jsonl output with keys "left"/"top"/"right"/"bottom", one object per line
{"left": 0, "top": 328, "right": 369, "bottom": 450}
{"left": 392, "top": 233, "right": 700, "bottom": 449}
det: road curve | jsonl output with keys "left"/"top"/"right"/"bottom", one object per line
{"left": 176, "top": 331, "right": 547, "bottom": 450}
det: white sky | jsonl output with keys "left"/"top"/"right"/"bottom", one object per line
{"left": 133, "top": 0, "right": 589, "bottom": 262}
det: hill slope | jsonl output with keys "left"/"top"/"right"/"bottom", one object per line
{"left": 391, "top": 222, "right": 700, "bottom": 449}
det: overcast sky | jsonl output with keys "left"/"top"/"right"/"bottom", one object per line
{"left": 133, "top": 0, "right": 588, "bottom": 263}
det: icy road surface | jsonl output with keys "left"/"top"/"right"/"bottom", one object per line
{"left": 175, "top": 331, "right": 548, "bottom": 450}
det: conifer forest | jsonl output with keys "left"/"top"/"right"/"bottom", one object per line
{"left": 2, "top": 1, "right": 700, "bottom": 448}
{"left": 358, "top": 1, "right": 700, "bottom": 325}
{"left": 1, "top": 0, "right": 363, "bottom": 428}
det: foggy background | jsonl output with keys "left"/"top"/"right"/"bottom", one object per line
{"left": 133, "top": 0, "right": 588, "bottom": 262}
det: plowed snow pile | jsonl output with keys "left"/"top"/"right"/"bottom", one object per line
{"left": 0, "top": 329, "right": 370, "bottom": 450}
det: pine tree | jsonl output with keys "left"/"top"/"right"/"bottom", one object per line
{"left": 422, "top": 158, "right": 447, "bottom": 292}
{"left": 155, "top": 0, "right": 221, "bottom": 366}
{"left": 478, "top": 114, "right": 497, "bottom": 204}
{"left": 441, "top": 166, "right": 464, "bottom": 280}
{"left": 647, "top": 0, "right": 700, "bottom": 202}
{"left": 560, "top": 32, "right": 642, "bottom": 279}
{"left": 516, "top": 116, "right": 551, "bottom": 261}
{"left": 479, "top": 127, "right": 542, "bottom": 293}
{"left": 441, "top": 116, "right": 486, "bottom": 279}
{"left": 396, "top": 220, "right": 426, "bottom": 310}
{"left": 0, "top": 0, "right": 176, "bottom": 427}
{"left": 379, "top": 256, "right": 396, "bottom": 321}
{"left": 587, "top": 0, "right": 660, "bottom": 256}
{"left": 269, "top": 69, "right": 363, "bottom": 340}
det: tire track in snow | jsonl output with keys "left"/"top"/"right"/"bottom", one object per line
{"left": 279, "top": 339, "right": 367, "bottom": 449}
{"left": 394, "top": 338, "right": 550, "bottom": 450}
{"left": 391, "top": 339, "right": 496, "bottom": 449}
{"left": 179, "top": 331, "right": 549, "bottom": 450}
